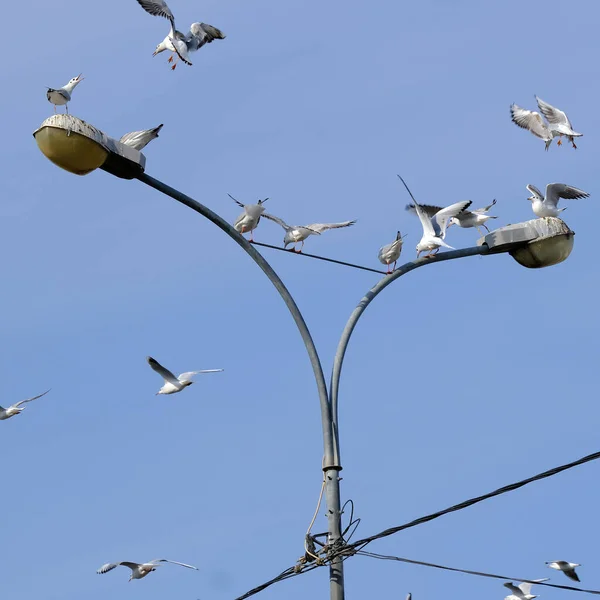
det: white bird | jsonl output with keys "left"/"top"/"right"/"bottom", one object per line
{"left": 135, "top": 0, "right": 225, "bottom": 70}
{"left": 120, "top": 124, "right": 164, "bottom": 151}
{"left": 0, "top": 390, "right": 51, "bottom": 421}
{"left": 503, "top": 579, "right": 549, "bottom": 600}
{"left": 147, "top": 356, "right": 223, "bottom": 395}
{"left": 378, "top": 231, "right": 406, "bottom": 274}
{"left": 97, "top": 558, "right": 198, "bottom": 581}
{"left": 406, "top": 594, "right": 412, "bottom": 600}
{"left": 261, "top": 213, "right": 356, "bottom": 253}
{"left": 510, "top": 97, "right": 582, "bottom": 150}
{"left": 398, "top": 175, "right": 471, "bottom": 258}
{"left": 545, "top": 561, "right": 581, "bottom": 582}
{"left": 46, "top": 74, "right": 83, "bottom": 114}
{"left": 526, "top": 183, "right": 590, "bottom": 218}
{"left": 229, "top": 194, "right": 269, "bottom": 242}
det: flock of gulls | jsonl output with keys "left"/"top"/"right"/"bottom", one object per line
{"left": 33, "top": 0, "right": 591, "bottom": 591}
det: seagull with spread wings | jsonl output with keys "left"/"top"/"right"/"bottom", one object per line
{"left": 120, "top": 124, "right": 163, "bottom": 151}
{"left": 526, "top": 183, "right": 590, "bottom": 218}
{"left": 503, "top": 579, "right": 549, "bottom": 600}
{"left": 97, "top": 558, "right": 198, "bottom": 581}
{"left": 229, "top": 194, "right": 269, "bottom": 242}
{"left": 147, "top": 356, "right": 223, "bottom": 395}
{"left": 398, "top": 175, "right": 471, "bottom": 258}
{"left": 0, "top": 390, "right": 51, "bottom": 421}
{"left": 261, "top": 213, "right": 356, "bottom": 253}
{"left": 510, "top": 97, "right": 582, "bottom": 150}
{"left": 545, "top": 561, "right": 581, "bottom": 582}
{"left": 135, "top": 0, "right": 225, "bottom": 70}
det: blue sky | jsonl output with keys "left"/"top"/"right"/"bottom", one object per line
{"left": 2, "top": 0, "right": 599, "bottom": 598}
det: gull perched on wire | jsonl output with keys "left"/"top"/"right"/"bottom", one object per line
{"left": 0, "top": 390, "right": 50, "bottom": 421}
{"left": 378, "top": 231, "right": 406, "bottom": 274}
{"left": 262, "top": 213, "right": 356, "bottom": 253}
{"left": 398, "top": 175, "right": 471, "bottom": 258}
{"left": 229, "top": 194, "right": 269, "bottom": 242}
{"left": 97, "top": 558, "right": 198, "bottom": 581}
{"left": 46, "top": 74, "right": 83, "bottom": 114}
{"left": 526, "top": 183, "right": 590, "bottom": 218}
{"left": 503, "top": 579, "right": 549, "bottom": 600}
{"left": 147, "top": 356, "right": 223, "bottom": 395}
{"left": 119, "top": 124, "right": 164, "bottom": 151}
{"left": 135, "top": 0, "right": 225, "bottom": 70}
{"left": 510, "top": 97, "right": 582, "bottom": 150}
{"left": 407, "top": 199, "right": 498, "bottom": 237}
{"left": 545, "top": 561, "right": 581, "bottom": 582}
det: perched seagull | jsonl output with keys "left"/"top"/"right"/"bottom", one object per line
{"left": 46, "top": 74, "right": 83, "bottom": 114}
{"left": 526, "top": 183, "right": 590, "bottom": 218}
{"left": 261, "top": 213, "right": 356, "bottom": 253}
{"left": 406, "top": 594, "right": 412, "bottom": 600}
{"left": 147, "top": 356, "right": 223, "bottom": 395}
{"left": 229, "top": 194, "right": 269, "bottom": 242}
{"left": 545, "top": 561, "right": 581, "bottom": 582}
{"left": 97, "top": 558, "right": 198, "bottom": 581}
{"left": 135, "top": 0, "right": 225, "bottom": 70}
{"left": 510, "top": 97, "right": 582, "bottom": 150}
{"left": 503, "top": 579, "right": 549, "bottom": 600}
{"left": 398, "top": 175, "right": 471, "bottom": 258}
{"left": 0, "top": 390, "right": 51, "bottom": 421}
{"left": 378, "top": 231, "right": 406, "bottom": 274}
{"left": 119, "top": 124, "right": 164, "bottom": 151}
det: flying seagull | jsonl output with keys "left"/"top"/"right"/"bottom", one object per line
{"left": 120, "top": 124, "right": 164, "bottom": 151}
{"left": 135, "top": 0, "right": 225, "bottom": 70}
{"left": 229, "top": 194, "right": 269, "bottom": 242}
{"left": 510, "top": 97, "right": 582, "bottom": 150}
{"left": 503, "top": 579, "right": 549, "bottom": 600}
{"left": 378, "top": 231, "right": 406, "bottom": 274}
{"left": 97, "top": 558, "right": 198, "bottom": 581}
{"left": 545, "top": 561, "right": 581, "bottom": 582}
{"left": 46, "top": 74, "right": 83, "bottom": 114}
{"left": 147, "top": 356, "right": 223, "bottom": 395}
{"left": 261, "top": 213, "right": 356, "bottom": 253}
{"left": 0, "top": 390, "right": 51, "bottom": 421}
{"left": 526, "top": 183, "right": 590, "bottom": 218}
{"left": 398, "top": 175, "right": 471, "bottom": 258}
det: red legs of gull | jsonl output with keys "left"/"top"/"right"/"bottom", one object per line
{"left": 557, "top": 139, "right": 562, "bottom": 146}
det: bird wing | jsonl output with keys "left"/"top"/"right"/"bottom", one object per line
{"left": 405, "top": 203, "right": 443, "bottom": 219}
{"left": 304, "top": 220, "right": 356, "bottom": 233}
{"left": 526, "top": 184, "right": 544, "bottom": 201}
{"left": 503, "top": 583, "right": 522, "bottom": 595}
{"left": 12, "top": 389, "right": 51, "bottom": 409}
{"left": 262, "top": 213, "right": 291, "bottom": 230}
{"left": 545, "top": 183, "right": 590, "bottom": 207}
{"left": 510, "top": 104, "right": 550, "bottom": 139}
{"left": 471, "top": 198, "right": 497, "bottom": 214}
{"left": 150, "top": 558, "right": 199, "bottom": 570}
{"left": 97, "top": 562, "right": 138, "bottom": 574}
{"left": 564, "top": 568, "right": 580, "bottom": 582}
{"left": 518, "top": 582, "right": 532, "bottom": 595}
{"left": 228, "top": 193, "right": 245, "bottom": 208}
{"left": 119, "top": 124, "right": 163, "bottom": 151}
{"left": 187, "top": 22, "right": 226, "bottom": 51}
{"left": 147, "top": 356, "right": 180, "bottom": 385}
{"left": 178, "top": 369, "right": 224, "bottom": 382}
{"left": 535, "top": 96, "right": 572, "bottom": 128}
{"left": 432, "top": 200, "right": 472, "bottom": 236}
{"left": 48, "top": 88, "right": 71, "bottom": 101}
{"left": 170, "top": 36, "right": 192, "bottom": 65}
{"left": 136, "top": 0, "right": 175, "bottom": 29}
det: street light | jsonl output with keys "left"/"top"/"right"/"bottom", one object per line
{"left": 33, "top": 114, "right": 576, "bottom": 600}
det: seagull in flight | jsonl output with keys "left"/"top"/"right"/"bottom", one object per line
{"left": 545, "top": 561, "right": 581, "bottom": 582}
{"left": 147, "top": 356, "right": 223, "bottom": 395}
{"left": 135, "top": 0, "right": 225, "bottom": 70}
{"left": 46, "top": 74, "right": 83, "bottom": 114}
{"left": 378, "top": 231, "right": 406, "bottom": 274}
{"left": 0, "top": 390, "right": 51, "bottom": 421}
{"left": 503, "top": 579, "right": 549, "bottom": 600}
{"left": 261, "top": 213, "right": 356, "bottom": 253}
{"left": 97, "top": 558, "right": 198, "bottom": 581}
{"left": 229, "top": 194, "right": 269, "bottom": 242}
{"left": 120, "top": 124, "right": 164, "bottom": 151}
{"left": 398, "top": 175, "right": 471, "bottom": 258}
{"left": 526, "top": 183, "right": 590, "bottom": 218}
{"left": 510, "top": 97, "right": 582, "bottom": 150}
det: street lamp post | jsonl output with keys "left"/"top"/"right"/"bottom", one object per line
{"left": 33, "top": 114, "right": 576, "bottom": 600}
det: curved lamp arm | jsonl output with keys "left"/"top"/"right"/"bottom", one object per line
{"left": 329, "top": 246, "right": 489, "bottom": 430}
{"left": 136, "top": 172, "right": 339, "bottom": 467}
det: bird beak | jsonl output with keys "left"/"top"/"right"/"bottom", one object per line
{"left": 76, "top": 73, "right": 84, "bottom": 81}
{"left": 152, "top": 49, "right": 159, "bottom": 56}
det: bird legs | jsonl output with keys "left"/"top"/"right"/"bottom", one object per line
{"left": 386, "top": 261, "right": 397, "bottom": 275}
{"left": 168, "top": 55, "right": 178, "bottom": 70}
{"left": 557, "top": 139, "right": 562, "bottom": 146}
{"left": 569, "top": 137, "right": 578, "bottom": 149}
{"left": 290, "top": 241, "right": 305, "bottom": 253}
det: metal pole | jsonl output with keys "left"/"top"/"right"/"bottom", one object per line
{"left": 134, "top": 172, "right": 345, "bottom": 599}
